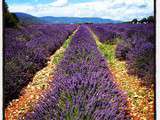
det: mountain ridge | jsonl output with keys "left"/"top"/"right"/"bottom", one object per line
{"left": 14, "top": 12, "right": 122, "bottom": 24}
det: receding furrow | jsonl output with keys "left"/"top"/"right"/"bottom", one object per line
{"left": 22, "top": 25, "right": 130, "bottom": 120}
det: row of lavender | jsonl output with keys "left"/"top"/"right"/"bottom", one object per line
{"left": 22, "top": 25, "right": 130, "bottom": 120}
{"left": 89, "top": 23, "right": 154, "bottom": 44}
{"left": 4, "top": 24, "right": 77, "bottom": 107}
{"left": 89, "top": 23, "right": 155, "bottom": 87}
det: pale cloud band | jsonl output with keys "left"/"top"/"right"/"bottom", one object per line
{"left": 8, "top": 0, "right": 154, "bottom": 21}
{"left": 49, "top": 0, "right": 68, "bottom": 7}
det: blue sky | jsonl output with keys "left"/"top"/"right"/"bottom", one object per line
{"left": 6, "top": 0, "right": 95, "bottom": 4}
{"left": 6, "top": 0, "right": 154, "bottom": 21}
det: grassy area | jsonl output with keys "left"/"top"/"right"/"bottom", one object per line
{"left": 52, "top": 29, "right": 77, "bottom": 65}
{"left": 96, "top": 38, "right": 121, "bottom": 66}
{"left": 89, "top": 28, "right": 154, "bottom": 120}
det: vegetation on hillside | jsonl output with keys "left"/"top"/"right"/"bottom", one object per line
{"left": 4, "top": 1, "right": 19, "bottom": 28}
{"left": 131, "top": 16, "right": 154, "bottom": 24}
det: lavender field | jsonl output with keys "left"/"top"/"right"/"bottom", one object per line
{"left": 3, "top": 0, "right": 157, "bottom": 119}
{"left": 4, "top": 22, "right": 155, "bottom": 120}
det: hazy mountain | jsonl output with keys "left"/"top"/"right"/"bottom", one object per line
{"left": 15, "top": 12, "right": 46, "bottom": 24}
{"left": 14, "top": 12, "right": 122, "bottom": 24}
{"left": 40, "top": 16, "right": 122, "bottom": 24}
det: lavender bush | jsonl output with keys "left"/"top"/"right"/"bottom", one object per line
{"left": 115, "top": 24, "right": 155, "bottom": 86}
{"left": 126, "top": 40, "right": 155, "bottom": 86}
{"left": 89, "top": 24, "right": 118, "bottom": 44}
{"left": 115, "top": 41, "right": 131, "bottom": 60}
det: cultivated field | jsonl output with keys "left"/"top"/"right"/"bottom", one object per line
{"left": 5, "top": 23, "right": 155, "bottom": 120}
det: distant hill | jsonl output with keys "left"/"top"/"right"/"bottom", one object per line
{"left": 40, "top": 16, "right": 122, "bottom": 24}
{"left": 15, "top": 12, "right": 46, "bottom": 24}
{"left": 14, "top": 12, "right": 122, "bottom": 24}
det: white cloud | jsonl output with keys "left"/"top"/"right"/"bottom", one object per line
{"left": 9, "top": 4, "right": 35, "bottom": 13}
{"left": 49, "top": 0, "right": 68, "bottom": 7}
{"left": 8, "top": 0, "right": 154, "bottom": 21}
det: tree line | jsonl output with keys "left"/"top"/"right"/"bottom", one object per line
{"left": 4, "top": 1, "right": 19, "bottom": 28}
{"left": 131, "top": 16, "right": 154, "bottom": 24}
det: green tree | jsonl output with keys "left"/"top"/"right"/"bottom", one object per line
{"left": 140, "top": 18, "right": 147, "bottom": 24}
{"left": 131, "top": 19, "right": 138, "bottom": 24}
{"left": 4, "top": 1, "right": 19, "bottom": 28}
{"left": 12, "top": 13, "right": 20, "bottom": 23}
{"left": 4, "top": 1, "right": 9, "bottom": 13}
{"left": 147, "top": 16, "right": 154, "bottom": 23}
